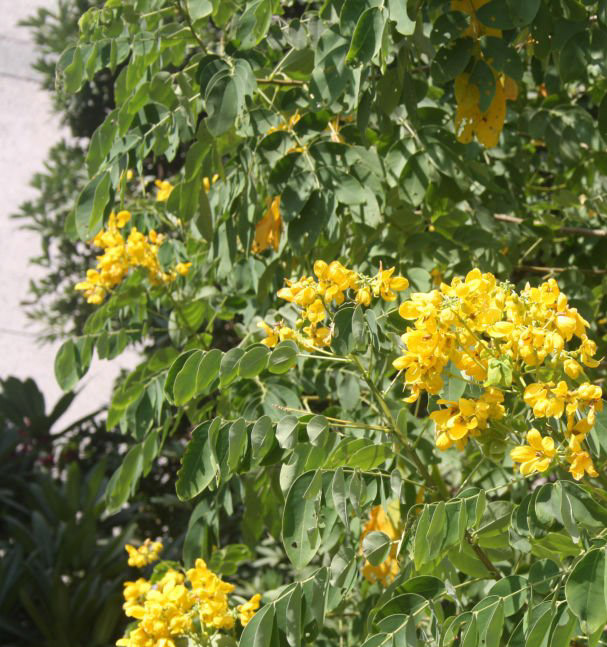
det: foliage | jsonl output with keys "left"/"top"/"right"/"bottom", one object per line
{"left": 20, "top": 0, "right": 111, "bottom": 138}
{"left": 0, "top": 377, "right": 190, "bottom": 646}
{"left": 49, "top": 0, "right": 607, "bottom": 645}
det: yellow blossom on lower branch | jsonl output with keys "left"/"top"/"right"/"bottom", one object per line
{"left": 126, "top": 539, "right": 163, "bottom": 568}
{"left": 116, "top": 552, "right": 261, "bottom": 647}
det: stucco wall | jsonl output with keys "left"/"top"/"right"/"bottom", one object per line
{"left": 0, "top": 0, "right": 136, "bottom": 427}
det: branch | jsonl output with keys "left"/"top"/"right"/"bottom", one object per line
{"left": 175, "top": 0, "right": 207, "bottom": 53}
{"left": 465, "top": 531, "right": 502, "bottom": 579}
{"left": 494, "top": 213, "right": 607, "bottom": 238}
{"left": 257, "top": 78, "right": 305, "bottom": 86}
{"left": 517, "top": 265, "right": 607, "bottom": 276}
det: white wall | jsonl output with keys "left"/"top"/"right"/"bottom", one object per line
{"left": 0, "top": 0, "right": 137, "bottom": 427}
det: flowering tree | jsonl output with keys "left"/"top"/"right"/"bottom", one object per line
{"left": 53, "top": 0, "right": 607, "bottom": 645}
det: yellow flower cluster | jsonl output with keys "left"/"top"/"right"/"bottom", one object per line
{"left": 259, "top": 261, "right": 409, "bottom": 351}
{"left": 395, "top": 269, "right": 602, "bottom": 480}
{"left": 430, "top": 388, "right": 505, "bottom": 451}
{"left": 266, "top": 111, "right": 301, "bottom": 135}
{"left": 203, "top": 174, "right": 219, "bottom": 192}
{"left": 155, "top": 180, "right": 174, "bottom": 202}
{"left": 126, "top": 539, "right": 163, "bottom": 568}
{"left": 117, "top": 551, "right": 261, "bottom": 647}
{"left": 360, "top": 503, "right": 401, "bottom": 586}
{"left": 451, "top": 0, "right": 518, "bottom": 147}
{"left": 252, "top": 196, "right": 282, "bottom": 253}
{"left": 454, "top": 73, "right": 518, "bottom": 148}
{"left": 75, "top": 210, "right": 190, "bottom": 304}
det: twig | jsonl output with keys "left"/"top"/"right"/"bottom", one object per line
{"left": 257, "top": 78, "right": 305, "bottom": 86}
{"left": 494, "top": 213, "right": 607, "bottom": 238}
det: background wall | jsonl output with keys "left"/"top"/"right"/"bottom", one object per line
{"left": 0, "top": 0, "right": 135, "bottom": 425}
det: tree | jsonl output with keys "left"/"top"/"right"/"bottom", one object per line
{"left": 54, "top": 1, "right": 607, "bottom": 645}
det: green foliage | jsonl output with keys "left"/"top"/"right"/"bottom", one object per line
{"left": 37, "top": 0, "right": 607, "bottom": 645}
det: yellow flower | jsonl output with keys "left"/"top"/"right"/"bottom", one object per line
{"left": 266, "top": 111, "right": 301, "bottom": 135}
{"left": 564, "top": 358, "right": 582, "bottom": 379}
{"left": 202, "top": 173, "right": 219, "bottom": 192}
{"left": 125, "top": 539, "right": 163, "bottom": 568}
{"left": 431, "top": 390, "right": 503, "bottom": 451}
{"left": 238, "top": 593, "right": 261, "bottom": 627}
{"left": 258, "top": 321, "right": 279, "bottom": 347}
{"left": 175, "top": 262, "right": 192, "bottom": 276}
{"left": 510, "top": 429, "right": 555, "bottom": 476}
{"left": 155, "top": 179, "right": 174, "bottom": 202}
{"left": 567, "top": 434, "right": 598, "bottom": 480}
{"left": 252, "top": 196, "right": 282, "bottom": 253}
{"left": 454, "top": 72, "right": 517, "bottom": 148}
{"left": 371, "top": 266, "right": 409, "bottom": 301}
{"left": 186, "top": 559, "right": 235, "bottom": 630}
{"left": 327, "top": 117, "right": 344, "bottom": 143}
{"left": 355, "top": 287, "right": 372, "bottom": 306}
{"left": 306, "top": 298, "right": 326, "bottom": 324}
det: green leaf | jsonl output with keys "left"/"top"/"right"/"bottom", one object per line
{"left": 485, "top": 357, "right": 513, "bottom": 388}
{"left": 276, "top": 415, "right": 299, "bottom": 449}
{"left": 476, "top": 1, "right": 515, "bottom": 29}
{"left": 346, "top": 7, "right": 386, "bottom": 66}
{"left": 283, "top": 471, "right": 322, "bottom": 569}
{"left": 165, "top": 350, "right": 197, "bottom": 403}
{"left": 187, "top": 0, "right": 212, "bottom": 21}
{"left": 196, "top": 348, "right": 223, "bottom": 392}
{"left": 173, "top": 350, "right": 204, "bottom": 405}
{"left": 176, "top": 420, "right": 218, "bottom": 500}
{"left": 565, "top": 548, "right": 607, "bottom": 635}
{"left": 251, "top": 416, "right": 275, "bottom": 464}
{"left": 427, "top": 501, "right": 447, "bottom": 559}
{"left": 196, "top": 184, "right": 214, "bottom": 241}
{"left": 227, "top": 418, "right": 247, "bottom": 471}
{"left": 206, "top": 72, "right": 240, "bottom": 136}
{"left": 331, "top": 467, "right": 349, "bottom": 526}
{"left": 105, "top": 443, "right": 143, "bottom": 513}
{"left": 559, "top": 32, "right": 589, "bottom": 84}
{"left": 488, "top": 575, "right": 527, "bottom": 617}
{"left": 54, "top": 340, "right": 81, "bottom": 391}
{"left": 346, "top": 443, "right": 392, "bottom": 470}
{"left": 220, "top": 347, "right": 245, "bottom": 387}
{"left": 506, "top": 0, "right": 540, "bottom": 27}
{"left": 239, "top": 603, "right": 275, "bottom": 647}
{"left": 470, "top": 59, "right": 496, "bottom": 113}
{"left": 235, "top": 0, "right": 272, "bottom": 49}
{"left": 431, "top": 38, "right": 473, "bottom": 84}
{"left": 307, "top": 415, "right": 328, "bottom": 444}
{"left": 362, "top": 531, "right": 392, "bottom": 566}
{"left": 74, "top": 172, "right": 112, "bottom": 240}
{"left": 239, "top": 345, "right": 270, "bottom": 379}
{"left": 388, "top": 0, "right": 415, "bottom": 35}
{"left": 268, "top": 341, "right": 298, "bottom": 374}
{"left": 413, "top": 505, "right": 431, "bottom": 569}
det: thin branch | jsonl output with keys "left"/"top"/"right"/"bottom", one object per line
{"left": 257, "top": 78, "right": 305, "bottom": 86}
{"left": 494, "top": 213, "right": 607, "bottom": 238}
